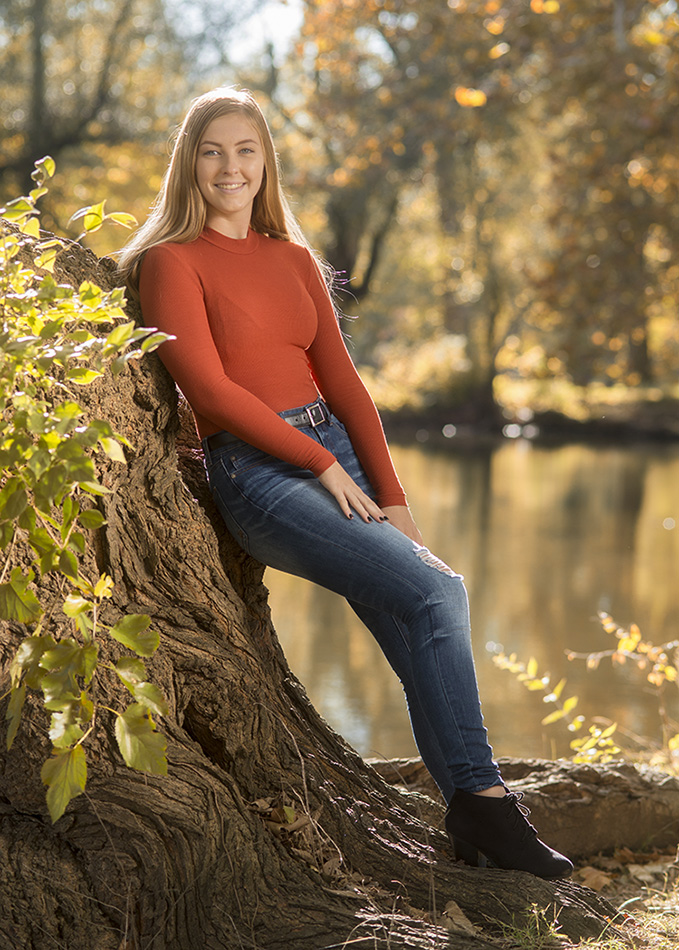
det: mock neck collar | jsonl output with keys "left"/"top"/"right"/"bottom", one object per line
{"left": 200, "top": 227, "right": 261, "bottom": 254}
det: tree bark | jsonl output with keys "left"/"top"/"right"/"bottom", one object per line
{"left": 0, "top": 239, "right": 622, "bottom": 949}
{"left": 370, "top": 756, "right": 679, "bottom": 861}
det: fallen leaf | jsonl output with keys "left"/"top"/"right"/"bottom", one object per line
{"left": 442, "top": 900, "right": 481, "bottom": 935}
{"left": 322, "top": 856, "right": 342, "bottom": 881}
{"left": 576, "top": 866, "right": 614, "bottom": 891}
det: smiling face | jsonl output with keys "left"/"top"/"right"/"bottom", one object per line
{"left": 194, "top": 112, "right": 266, "bottom": 239}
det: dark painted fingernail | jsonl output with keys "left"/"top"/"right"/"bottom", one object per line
{"left": 367, "top": 516, "right": 373, "bottom": 522}
{"left": 348, "top": 513, "right": 353, "bottom": 519}
{"left": 380, "top": 516, "right": 389, "bottom": 522}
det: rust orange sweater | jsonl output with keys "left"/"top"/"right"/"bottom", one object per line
{"left": 139, "top": 227, "right": 407, "bottom": 507}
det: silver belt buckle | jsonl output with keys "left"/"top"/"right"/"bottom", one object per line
{"left": 306, "top": 403, "right": 325, "bottom": 427}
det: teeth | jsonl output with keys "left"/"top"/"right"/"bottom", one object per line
{"left": 217, "top": 183, "right": 244, "bottom": 190}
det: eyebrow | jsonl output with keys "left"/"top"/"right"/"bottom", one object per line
{"left": 199, "top": 138, "right": 258, "bottom": 147}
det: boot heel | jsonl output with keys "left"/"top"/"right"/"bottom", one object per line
{"left": 453, "top": 836, "right": 488, "bottom": 868}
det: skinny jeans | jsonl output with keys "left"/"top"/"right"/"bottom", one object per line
{"left": 202, "top": 402, "right": 501, "bottom": 801}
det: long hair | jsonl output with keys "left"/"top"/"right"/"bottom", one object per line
{"left": 118, "top": 87, "right": 316, "bottom": 297}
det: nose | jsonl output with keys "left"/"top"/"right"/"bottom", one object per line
{"left": 222, "top": 152, "right": 241, "bottom": 175}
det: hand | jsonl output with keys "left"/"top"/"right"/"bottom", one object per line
{"left": 318, "top": 462, "right": 388, "bottom": 523}
{"left": 381, "top": 505, "right": 424, "bottom": 545}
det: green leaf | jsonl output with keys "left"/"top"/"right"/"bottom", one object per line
{"left": 49, "top": 706, "right": 85, "bottom": 749}
{"left": 63, "top": 592, "right": 93, "bottom": 617}
{"left": 39, "top": 639, "right": 90, "bottom": 708}
{"left": 114, "top": 703, "right": 167, "bottom": 774}
{"left": 83, "top": 201, "right": 106, "bottom": 233}
{"left": 40, "top": 638, "right": 96, "bottom": 683}
{"left": 10, "top": 634, "right": 57, "bottom": 688}
{"left": 58, "top": 549, "right": 79, "bottom": 580}
{"left": 5, "top": 682, "right": 26, "bottom": 750}
{"left": 80, "top": 642, "right": 99, "bottom": 683}
{"left": 35, "top": 246, "right": 58, "bottom": 273}
{"left": 114, "top": 658, "right": 168, "bottom": 717}
{"left": 41, "top": 747, "right": 87, "bottom": 822}
{"left": 0, "top": 568, "right": 42, "bottom": 622}
{"left": 66, "top": 368, "right": 103, "bottom": 385}
{"left": 79, "top": 480, "right": 111, "bottom": 496}
{"left": 114, "top": 656, "right": 147, "bottom": 685}
{"left": 3, "top": 486, "right": 28, "bottom": 520}
{"left": 0, "top": 479, "right": 28, "bottom": 521}
{"left": 133, "top": 682, "right": 169, "bottom": 717}
{"left": 32, "top": 155, "right": 56, "bottom": 181}
{"left": 20, "top": 216, "right": 41, "bottom": 238}
{"left": 99, "top": 437, "right": 126, "bottom": 463}
{"left": 68, "top": 531, "right": 86, "bottom": 555}
{"left": 107, "top": 212, "right": 138, "bottom": 229}
{"left": 109, "top": 614, "right": 159, "bottom": 657}
{"left": 0, "top": 522, "right": 15, "bottom": 551}
{"left": 140, "top": 332, "right": 171, "bottom": 353}
{"left": 28, "top": 526, "right": 56, "bottom": 558}
{"left": 105, "top": 321, "right": 135, "bottom": 349}
{"left": 78, "top": 508, "right": 106, "bottom": 530}
{"left": 33, "top": 463, "right": 68, "bottom": 510}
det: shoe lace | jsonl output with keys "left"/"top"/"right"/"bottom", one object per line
{"left": 504, "top": 791, "right": 538, "bottom": 841}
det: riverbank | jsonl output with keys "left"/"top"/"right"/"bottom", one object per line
{"left": 381, "top": 394, "right": 679, "bottom": 448}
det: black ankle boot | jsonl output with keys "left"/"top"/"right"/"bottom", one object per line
{"left": 445, "top": 788, "right": 573, "bottom": 879}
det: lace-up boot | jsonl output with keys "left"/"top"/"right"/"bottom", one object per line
{"left": 445, "top": 789, "right": 573, "bottom": 879}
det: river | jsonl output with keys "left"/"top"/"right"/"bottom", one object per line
{"left": 264, "top": 438, "right": 679, "bottom": 768}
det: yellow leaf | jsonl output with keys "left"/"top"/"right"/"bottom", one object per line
{"left": 553, "top": 677, "right": 567, "bottom": 700}
{"left": 526, "top": 678, "right": 547, "bottom": 691}
{"left": 489, "top": 42, "right": 510, "bottom": 59}
{"left": 526, "top": 656, "right": 538, "bottom": 678}
{"left": 93, "top": 575, "right": 114, "bottom": 599}
{"left": 35, "top": 247, "right": 58, "bottom": 272}
{"left": 20, "top": 217, "right": 40, "bottom": 238}
{"left": 454, "top": 87, "right": 487, "bottom": 108}
{"left": 562, "top": 695, "right": 578, "bottom": 714}
{"left": 84, "top": 201, "right": 106, "bottom": 233}
{"left": 541, "top": 708, "right": 566, "bottom": 725}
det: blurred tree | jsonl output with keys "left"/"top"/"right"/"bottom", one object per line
{"left": 530, "top": 0, "right": 679, "bottom": 387}
{"left": 279, "top": 0, "right": 679, "bottom": 412}
{"left": 277, "top": 0, "right": 557, "bottom": 414}
{"left": 0, "top": 0, "right": 262, "bottom": 244}
{"left": 0, "top": 0, "right": 180, "bottom": 193}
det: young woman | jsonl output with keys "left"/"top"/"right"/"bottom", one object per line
{"left": 118, "top": 87, "right": 572, "bottom": 879}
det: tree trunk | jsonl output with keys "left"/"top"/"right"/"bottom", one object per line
{"left": 371, "top": 756, "right": 679, "bottom": 861}
{"left": 0, "top": 240, "right": 621, "bottom": 949}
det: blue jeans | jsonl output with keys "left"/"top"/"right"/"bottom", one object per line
{"left": 202, "top": 402, "right": 501, "bottom": 801}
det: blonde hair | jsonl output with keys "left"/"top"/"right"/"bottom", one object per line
{"left": 118, "top": 87, "right": 316, "bottom": 297}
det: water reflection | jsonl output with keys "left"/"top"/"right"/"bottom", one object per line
{"left": 265, "top": 440, "right": 679, "bottom": 764}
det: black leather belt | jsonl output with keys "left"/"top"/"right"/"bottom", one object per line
{"left": 206, "top": 401, "right": 329, "bottom": 452}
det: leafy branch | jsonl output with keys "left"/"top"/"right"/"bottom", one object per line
{"left": 492, "top": 610, "right": 679, "bottom": 770}
{"left": 1, "top": 157, "right": 171, "bottom": 821}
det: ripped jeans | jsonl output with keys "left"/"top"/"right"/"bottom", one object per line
{"left": 202, "top": 402, "right": 501, "bottom": 800}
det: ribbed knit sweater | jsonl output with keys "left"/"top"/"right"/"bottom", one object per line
{"left": 139, "top": 227, "right": 406, "bottom": 507}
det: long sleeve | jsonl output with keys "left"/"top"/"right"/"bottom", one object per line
{"left": 139, "top": 243, "right": 337, "bottom": 476}
{"left": 304, "top": 255, "right": 407, "bottom": 507}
